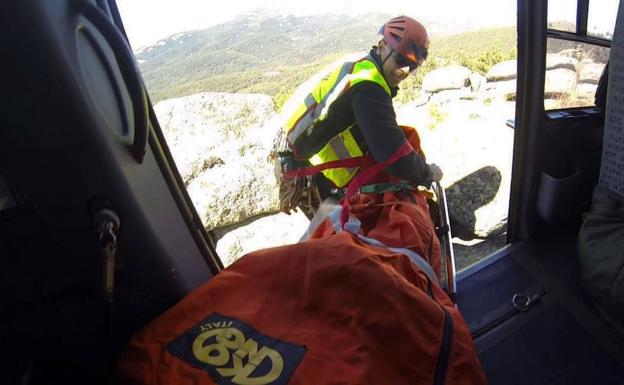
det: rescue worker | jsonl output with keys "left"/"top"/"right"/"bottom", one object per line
{"left": 275, "top": 16, "right": 443, "bottom": 215}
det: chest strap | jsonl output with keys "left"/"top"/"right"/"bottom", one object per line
{"left": 359, "top": 181, "right": 416, "bottom": 194}
{"left": 282, "top": 154, "right": 376, "bottom": 178}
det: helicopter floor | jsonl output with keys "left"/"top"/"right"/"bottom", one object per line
{"left": 457, "top": 236, "right": 624, "bottom": 384}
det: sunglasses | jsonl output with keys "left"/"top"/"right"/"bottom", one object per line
{"left": 391, "top": 50, "right": 422, "bottom": 73}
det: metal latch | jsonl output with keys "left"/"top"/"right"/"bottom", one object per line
{"left": 512, "top": 291, "right": 545, "bottom": 312}
{"left": 93, "top": 208, "right": 121, "bottom": 303}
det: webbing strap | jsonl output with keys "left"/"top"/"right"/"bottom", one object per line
{"left": 327, "top": 207, "right": 439, "bottom": 284}
{"left": 282, "top": 141, "right": 416, "bottom": 228}
{"left": 283, "top": 154, "right": 376, "bottom": 178}
{"left": 359, "top": 181, "right": 416, "bottom": 194}
{"left": 340, "top": 142, "right": 414, "bottom": 227}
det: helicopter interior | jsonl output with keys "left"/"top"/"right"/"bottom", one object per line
{"left": 0, "top": 0, "right": 623, "bottom": 384}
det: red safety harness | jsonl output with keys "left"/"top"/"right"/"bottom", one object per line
{"left": 284, "top": 142, "right": 414, "bottom": 228}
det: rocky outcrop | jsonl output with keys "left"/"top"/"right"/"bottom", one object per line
{"left": 469, "top": 72, "right": 487, "bottom": 92}
{"left": 396, "top": 97, "right": 515, "bottom": 239}
{"left": 544, "top": 68, "right": 577, "bottom": 97}
{"left": 546, "top": 53, "right": 578, "bottom": 71}
{"left": 154, "top": 92, "right": 281, "bottom": 230}
{"left": 486, "top": 60, "right": 517, "bottom": 81}
{"left": 578, "top": 60, "right": 605, "bottom": 84}
{"left": 422, "top": 65, "right": 472, "bottom": 93}
{"left": 430, "top": 89, "right": 476, "bottom": 104}
{"left": 185, "top": 155, "right": 279, "bottom": 230}
{"left": 215, "top": 210, "right": 310, "bottom": 266}
{"left": 445, "top": 166, "right": 506, "bottom": 238}
{"left": 575, "top": 60, "right": 605, "bottom": 98}
{"left": 484, "top": 60, "right": 518, "bottom": 100}
{"left": 485, "top": 79, "right": 517, "bottom": 100}
{"left": 479, "top": 54, "right": 606, "bottom": 101}
{"left": 418, "top": 51, "right": 606, "bottom": 105}
{"left": 576, "top": 83, "right": 599, "bottom": 97}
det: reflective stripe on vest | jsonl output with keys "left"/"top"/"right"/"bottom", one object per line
{"left": 308, "top": 125, "right": 362, "bottom": 187}
{"left": 284, "top": 54, "right": 391, "bottom": 187}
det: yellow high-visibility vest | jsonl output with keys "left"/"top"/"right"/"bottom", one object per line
{"left": 284, "top": 54, "right": 391, "bottom": 187}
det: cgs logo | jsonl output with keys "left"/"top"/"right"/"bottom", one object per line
{"left": 167, "top": 313, "right": 306, "bottom": 385}
{"left": 192, "top": 325, "right": 284, "bottom": 384}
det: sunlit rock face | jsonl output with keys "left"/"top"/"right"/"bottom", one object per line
{"left": 154, "top": 92, "right": 281, "bottom": 230}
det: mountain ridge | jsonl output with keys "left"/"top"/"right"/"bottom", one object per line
{"left": 136, "top": 12, "right": 516, "bottom": 104}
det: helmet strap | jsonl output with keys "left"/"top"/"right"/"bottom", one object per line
{"left": 382, "top": 50, "right": 393, "bottom": 66}
{"left": 379, "top": 40, "right": 393, "bottom": 67}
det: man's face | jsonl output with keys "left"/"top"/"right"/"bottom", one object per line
{"left": 376, "top": 40, "right": 419, "bottom": 88}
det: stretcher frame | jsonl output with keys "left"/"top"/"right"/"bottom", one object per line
{"left": 432, "top": 181, "right": 457, "bottom": 303}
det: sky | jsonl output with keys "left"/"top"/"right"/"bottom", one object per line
{"left": 116, "top": 0, "right": 620, "bottom": 50}
{"left": 116, "top": 0, "right": 517, "bottom": 49}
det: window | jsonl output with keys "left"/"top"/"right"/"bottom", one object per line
{"left": 548, "top": 0, "right": 577, "bottom": 32}
{"left": 544, "top": 38, "right": 609, "bottom": 109}
{"left": 117, "top": 0, "right": 518, "bottom": 270}
{"left": 588, "top": 0, "right": 620, "bottom": 39}
{"left": 545, "top": 0, "right": 616, "bottom": 110}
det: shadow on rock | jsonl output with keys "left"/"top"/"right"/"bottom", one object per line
{"left": 210, "top": 212, "right": 278, "bottom": 242}
{"left": 446, "top": 166, "right": 502, "bottom": 240}
{"left": 453, "top": 231, "right": 507, "bottom": 271}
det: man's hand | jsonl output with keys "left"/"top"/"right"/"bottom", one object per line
{"left": 430, "top": 163, "right": 443, "bottom": 182}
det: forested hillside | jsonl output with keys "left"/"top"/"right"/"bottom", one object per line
{"left": 136, "top": 12, "right": 516, "bottom": 106}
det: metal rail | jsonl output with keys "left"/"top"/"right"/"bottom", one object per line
{"left": 432, "top": 181, "right": 457, "bottom": 303}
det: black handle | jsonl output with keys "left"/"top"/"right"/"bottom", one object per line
{"left": 72, "top": 0, "right": 149, "bottom": 163}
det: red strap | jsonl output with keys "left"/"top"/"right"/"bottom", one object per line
{"left": 340, "top": 142, "right": 414, "bottom": 227}
{"left": 283, "top": 155, "right": 376, "bottom": 178}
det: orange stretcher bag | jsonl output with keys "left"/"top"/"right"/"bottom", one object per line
{"left": 115, "top": 127, "right": 486, "bottom": 385}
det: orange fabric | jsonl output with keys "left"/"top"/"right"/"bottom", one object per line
{"left": 115, "top": 126, "right": 486, "bottom": 385}
{"left": 311, "top": 189, "right": 442, "bottom": 279}
{"left": 116, "top": 232, "right": 485, "bottom": 385}
{"left": 318, "top": 125, "right": 439, "bottom": 276}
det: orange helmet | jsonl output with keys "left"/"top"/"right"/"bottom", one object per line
{"left": 379, "top": 16, "right": 429, "bottom": 64}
